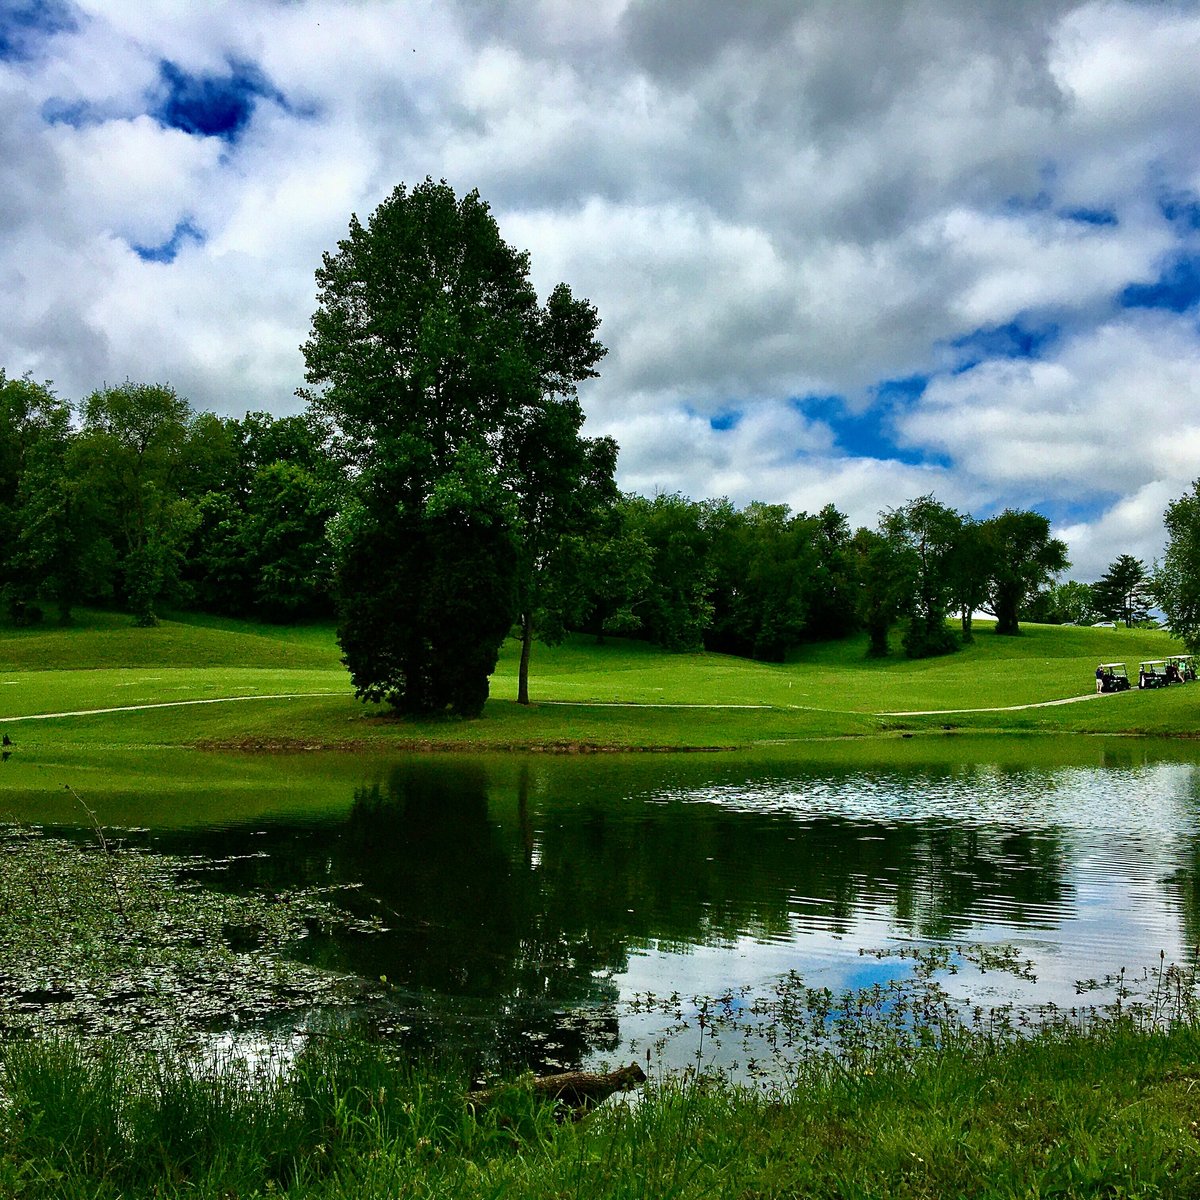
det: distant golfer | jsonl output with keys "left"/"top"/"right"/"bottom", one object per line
{"left": 1095, "top": 664, "right": 1104, "bottom": 694}
{"left": 1, "top": 733, "right": 10, "bottom": 747}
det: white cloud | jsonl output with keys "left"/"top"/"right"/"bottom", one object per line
{"left": 51, "top": 115, "right": 221, "bottom": 248}
{"left": 936, "top": 208, "right": 1171, "bottom": 326}
{"left": 898, "top": 313, "right": 1200, "bottom": 501}
{"left": 1059, "top": 480, "right": 1178, "bottom": 581}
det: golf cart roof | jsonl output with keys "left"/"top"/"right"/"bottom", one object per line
{"left": 1140, "top": 660, "right": 1170, "bottom": 668}
{"left": 1099, "top": 662, "right": 1127, "bottom": 670}
{"left": 1168, "top": 654, "right": 1194, "bottom": 662}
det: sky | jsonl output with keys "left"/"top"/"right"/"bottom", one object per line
{"left": 2, "top": 0, "right": 1200, "bottom": 580}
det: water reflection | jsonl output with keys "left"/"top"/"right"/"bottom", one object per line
{"left": 100, "top": 750, "right": 1200, "bottom": 1074}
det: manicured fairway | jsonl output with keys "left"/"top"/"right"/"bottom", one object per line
{"left": 0, "top": 608, "right": 1194, "bottom": 751}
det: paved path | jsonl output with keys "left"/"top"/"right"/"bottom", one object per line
{"left": 540, "top": 701, "right": 773, "bottom": 709}
{"left": 0, "top": 690, "right": 1110, "bottom": 724}
{"left": 0, "top": 692, "right": 341, "bottom": 722}
{"left": 879, "top": 692, "right": 1105, "bottom": 716}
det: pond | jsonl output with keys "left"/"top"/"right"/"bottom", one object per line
{"left": 3, "top": 737, "right": 1200, "bottom": 1078}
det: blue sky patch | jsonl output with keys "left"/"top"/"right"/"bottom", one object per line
{"left": 708, "top": 409, "right": 741, "bottom": 431}
{"left": 950, "top": 319, "right": 1060, "bottom": 371}
{"left": 1160, "top": 192, "right": 1200, "bottom": 231}
{"left": 1037, "top": 495, "right": 1120, "bottom": 534}
{"left": 1120, "top": 254, "right": 1200, "bottom": 313}
{"left": 0, "top": 0, "right": 76, "bottom": 62}
{"left": 1060, "top": 207, "right": 1118, "bottom": 227}
{"left": 132, "top": 219, "right": 204, "bottom": 264}
{"left": 150, "top": 59, "right": 282, "bottom": 141}
{"left": 871, "top": 373, "right": 928, "bottom": 405}
{"left": 797, "top": 391, "right": 944, "bottom": 467}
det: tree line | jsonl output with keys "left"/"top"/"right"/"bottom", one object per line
{"left": 0, "top": 364, "right": 1081, "bottom": 669}
{"left": 5, "top": 177, "right": 1200, "bottom": 717}
{"left": 0, "top": 371, "right": 341, "bottom": 630}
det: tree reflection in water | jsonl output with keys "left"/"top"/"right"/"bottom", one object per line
{"left": 152, "top": 754, "right": 1131, "bottom": 1075}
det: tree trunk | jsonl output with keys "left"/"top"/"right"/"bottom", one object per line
{"left": 517, "top": 763, "right": 533, "bottom": 865}
{"left": 517, "top": 611, "right": 533, "bottom": 705}
{"left": 866, "top": 617, "right": 890, "bottom": 657}
{"left": 960, "top": 608, "right": 974, "bottom": 643}
{"left": 994, "top": 584, "right": 1021, "bottom": 636}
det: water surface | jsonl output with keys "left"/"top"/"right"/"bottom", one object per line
{"left": 4, "top": 739, "right": 1199, "bottom": 1074}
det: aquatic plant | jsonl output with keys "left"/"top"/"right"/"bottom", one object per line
{"left": 0, "top": 822, "right": 384, "bottom": 1039}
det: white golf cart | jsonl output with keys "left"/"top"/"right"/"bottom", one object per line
{"left": 1097, "top": 663, "right": 1130, "bottom": 693}
{"left": 1138, "top": 660, "right": 1173, "bottom": 688}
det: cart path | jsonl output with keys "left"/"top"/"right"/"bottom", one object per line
{"left": 539, "top": 701, "right": 774, "bottom": 709}
{"left": 0, "top": 689, "right": 1111, "bottom": 724}
{"left": 879, "top": 692, "right": 1107, "bottom": 716}
{"left": 0, "top": 692, "right": 342, "bottom": 722}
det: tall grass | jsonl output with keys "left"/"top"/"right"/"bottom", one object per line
{"left": 4, "top": 1004, "right": 1200, "bottom": 1198}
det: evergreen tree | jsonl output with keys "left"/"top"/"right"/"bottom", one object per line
{"left": 1093, "top": 554, "right": 1151, "bottom": 628}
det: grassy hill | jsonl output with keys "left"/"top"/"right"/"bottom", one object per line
{"left": 0, "top": 608, "right": 1194, "bottom": 752}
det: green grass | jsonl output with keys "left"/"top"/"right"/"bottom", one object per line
{"left": 0, "top": 608, "right": 1195, "bottom": 753}
{"left": 3, "top": 1019, "right": 1200, "bottom": 1198}
{"left": 0, "top": 608, "right": 343, "bottom": 671}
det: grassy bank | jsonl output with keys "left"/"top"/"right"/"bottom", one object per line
{"left": 0, "top": 608, "right": 1195, "bottom": 752}
{"left": 3, "top": 1018, "right": 1200, "bottom": 1198}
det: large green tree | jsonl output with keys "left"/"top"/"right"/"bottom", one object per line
{"left": 803, "top": 504, "right": 858, "bottom": 642}
{"left": 1158, "top": 481, "right": 1200, "bottom": 651}
{"left": 945, "top": 516, "right": 992, "bottom": 643}
{"left": 566, "top": 516, "right": 653, "bottom": 645}
{"left": 880, "top": 495, "right": 961, "bottom": 659}
{"left": 511, "top": 431, "right": 617, "bottom": 704}
{"left": 301, "top": 178, "right": 609, "bottom": 716}
{"left": 185, "top": 412, "right": 340, "bottom": 621}
{"left": 619, "top": 493, "right": 713, "bottom": 652}
{"left": 1026, "top": 579, "right": 1099, "bottom": 626}
{"left": 984, "top": 509, "right": 1069, "bottom": 636}
{"left": 851, "top": 526, "right": 911, "bottom": 657}
{"left": 75, "top": 381, "right": 197, "bottom": 626}
{"left": 0, "top": 371, "right": 80, "bottom": 623}
{"left": 702, "top": 500, "right": 852, "bottom": 662}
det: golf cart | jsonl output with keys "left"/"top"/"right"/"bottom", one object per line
{"left": 1138, "top": 660, "right": 1173, "bottom": 688}
{"left": 1167, "top": 654, "right": 1196, "bottom": 682}
{"left": 1098, "top": 663, "right": 1130, "bottom": 693}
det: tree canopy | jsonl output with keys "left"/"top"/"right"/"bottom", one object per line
{"left": 1157, "top": 485, "right": 1200, "bottom": 650}
{"left": 0, "top": 371, "right": 75, "bottom": 624}
{"left": 301, "top": 178, "right": 610, "bottom": 715}
{"left": 984, "top": 509, "right": 1069, "bottom": 636}
{"left": 880, "top": 495, "right": 960, "bottom": 659}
